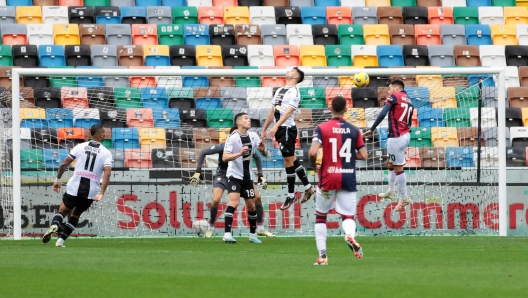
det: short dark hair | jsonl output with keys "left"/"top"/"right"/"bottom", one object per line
{"left": 233, "top": 112, "right": 248, "bottom": 128}
{"left": 90, "top": 124, "right": 105, "bottom": 136}
{"left": 331, "top": 96, "right": 347, "bottom": 114}
{"left": 390, "top": 79, "right": 405, "bottom": 90}
{"left": 293, "top": 67, "right": 304, "bottom": 84}
{"left": 229, "top": 126, "right": 237, "bottom": 134}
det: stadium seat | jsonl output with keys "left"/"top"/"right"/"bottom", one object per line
{"left": 75, "top": 66, "right": 104, "bottom": 88}
{"left": 338, "top": 24, "right": 365, "bottom": 46}
{"left": 472, "top": 146, "right": 498, "bottom": 168}
{"left": 10, "top": 45, "right": 37, "bottom": 68}
{"left": 221, "top": 45, "right": 248, "bottom": 67}
{"left": 377, "top": 6, "right": 403, "bottom": 25}
{"left": 127, "top": 108, "right": 154, "bottom": 128}
{"left": 91, "top": 45, "right": 117, "bottom": 67}
{"left": 363, "top": 24, "right": 390, "bottom": 45}
{"left": 505, "top": 66, "right": 520, "bottom": 88}
{"left": 146, "top": 6, "right": 172, "bottom": 25}
{"left": 68, "top": 6, "right": 95, "bottom": 25}
{"left": 453, "top": 7, "right": 479, "bottom": 25}
{"left": 16, "top": 6, "right": 42, "bottom": 25}
{"left": 443, "top": 107, "right": 470, "bottom": 128}
{"left": 172, "top": 6, "right": 198, "bottom": 25}
{"left": 115, "top": 87, "right": 142, "bottom": 109}
{"left": 403, "top": 6, "right": 428, "bottom": 25}
{"left": 468, "top": 73, "right": 494, "bottom": 88}
{"left": 140, "top": 87, "right": 168, "bottom": 109}
{"left": 20, "top": 108, "right": 47, "bottom": 130}
{"left": 48, "top": 67, "right": 76, "bottom": 89}
{"left": 504, "top": 7, "right": 528, "bottom": 26}
{"left": 478, "top": 45, "right": 506, "bottom": 67}
{"left": 138, "top": 127, "right": 167, "bottom": 150}
{"left": 326, "top": 6, "right": 352, "bottom": 25}
{"left": 165, "top": 87, "right": 192, "bottom": 110}
{"left": 325, "top": 45, "right": 351, "bottom": 67}
{"left": 430, "top": 87, "right": 456, "bottom": 109}
{"left": 46, "top": 108, "right": 73, "bottom": 129}
{"left": 209, "top": 24, "right": 235, "bottom": 46}
{"left": 428, "top": 45, "right": 454, "bottom": 67}
{"left": 403, "top": 45, "right": 429, "bottom": 66}
{"left": 206, "top": 108, "right": 234, "bottom": 128}
{"left": 440, "top": 24, "right": 466, "bottom": 46}
{"left": 471, "top": 107, "right": 497, "bottom": 127}
{"left": 197, "top": 6, "right": 223, "bottom": 25}
{"left": 246, "top": 87, "right": 273, "bottom": 109}
{"left": 388, "top": 24, "right": 415, "bottom": 46}
{"left": 490, "top": 24, "right": 518, "bottom": 46}
{"left": 343, "top": 108, "right": 366, "bottom": 128}
{"left": 431, "top": 127, "right": 458, "bottom": 148}
{"left": 507, "top": 87, "right": 528, "bottom": 108}
{"left": 206, "top": 65, "right": 235, "bottom": 87}
{"left": 509, "top": 127, "right": 528, "bottom": 147}
{"left": 353, "top": 87, "right": 378, "bottom": 108}
{"left": 504, "top": 107, "right": 523, "bottom": 128}
{"left": 290, "top": 0, "right": 314, "bottom": 5}
{"left": 59, "top": 0, "right": 85, "bottom": 5}
{"left": 506, "top": 146, "right": 526, "bottom": 167}
{"left": 131, "top": 24, "right": 158, "bottom": 46}
{"left": 311, "top": 24, "right": 338, "bottom": 46}
{"left": 325, "top": 87, "right": 352, "bottom": 109}
{"left": 53, "top": 24, "right": 80, "bottom": 46}
{"left": 234, "top": 24, "right": 261, "bottom": 46}
{"left": 364, "top": 107, "right": 387, "bottom": 129}
{"left": 300, "top": 6, "right": 325, "bottom": 25}
{"left": 298, "top": 86, "right": 325, "bottom": 108}
{"left": 478, "top": 7, "right": 504, "bottom": 25}
{"left": 453, "top": 45, "right": 481, "bottom": 67}
{"left": 183, "top": 24, "right": 210, "bottom": 46}
{"left": 79, "top": 24, "right": 106, "bottom": 46}
{"left": 341, "top": 0, "right": 367, "bottom": 5}
{"left": 247, "top": 44, "right": 274, "bottom": 66}
{"left": 180, "top": 65, "right": 208, "bottom": 88}
{"left": 61, "top": 87, "right": 88, "bottom": 109}
{"left": 0, "top": 45, "right": 12, "bottom": 67}
{"left": 505, "top": 46, "right": 528, "bottom": 67}
{"left": 403, "top": 147, "right": 421, "bottom": 168}
{"left": 58, "top": 128, "right": 86, "bottom": 149}
{"left": 193, "top": 87, "right": 220, "bottom": 110}
{"left": 454, "top": 86, "right": 479, "bottom": 108}
{"left": 377, "top": 45, "right": 404, "bottom": 67}
{"left": 21, "top": 148, "right": 45, "bottom": 169}
{"left": 286, "top": 24, "right": 313, "bottom": 46}
{"left": 117, "top": 45, "right": 144, "bottom": 67}
{"left": 445, "top": 147, "right": 474, "bottom": 167}
{"left": 112, "top": 127, "right": 139, "bottom": 150}
{"left": 405, "top": 87, "right": 430, "bottom": 109}
{"left": 224, "top": 6, "right": 250, "bottom": 25}
{"left": 178, "top": 107, "right": 206, "bottom": 128}
{"left": 418, "top": 107, "right": 443, "bottom": 127}
{"left": 121, "top": 6, "right": 147, "bottom": 25}
{"left": 352, "top": 7, "right": 378, "bottom": 25}
{"left": 0, "top": 6, "right": 15, "bottom": 25}
{"left": 275, "top": 6, "right": 302, "bottom": 25}
{"left": 42, "top": 6, "right": 69, "bottom": 24}
{"left": 187, "top": 0, "right": 213, "bottom": 5}
{"left": 249, "top": 6, "right": 275, "bottom": 25}
{"left": 157, "top": 24, "right": 184, "bottom": 46}
{"left": 167, "top": 45, "right": 195, "bottom": 67}
{"left": 43, "top": 148, "right": 69, "bottom": 169}
{"left": 409, "top": 127, "right": 432, "bottom": 148}
{"left": 95, "top": 6, "right": 121, "bottom": 25}
{"left": 261, "top": 24, "right": 287, "bottom": 45}
{"left": 427, "top": 7, "right": 453, "bottom": 25}
{"left": 415, "top": 24, "right": 441, "bottom": 46}
{"left": 519, "top": 66, "right": 528, "bottom": 87}
{"left": 298, "top": 45, "right": 325, "bottom": 67}
{"left": 466, "top": 0, "right": 490, "bottom": 6}
{"left": 351, "top": 45, "right": 378, "bottom": 67}
{"left": 481, "top": 86, "right": 506, "bottom": 108}
{"left": 64, "top": 45, "right": 91, "bottom": 67}
{"left": 1, "top": 24, "right": 27, "bottom": 45}
{"left": 142, "top": 45, "right": 170, "bottom": 67}
{"left": 72, "top": 108, "right": 100, "bottom": 129}
{"left": 87, "top": 87, "right": 115, "bottom": 111}
{"left": 523, "top": 108, "right": 528, "bottom": 126}
{"left": 457, "top": 127, "right": 482, "bottom": 147}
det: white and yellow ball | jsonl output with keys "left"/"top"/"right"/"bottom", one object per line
{"left": 353, "top": 72, "right": 370, "bottom": 88}
{"left": 192, "top": 220, "right": 209, "bottom": 236}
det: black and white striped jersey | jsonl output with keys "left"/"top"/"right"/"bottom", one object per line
{"left": 224, "top": 130, "right": 261, "bottom": 180}
{"left": 272, "top": 86, "right": 300, "bottom": 128}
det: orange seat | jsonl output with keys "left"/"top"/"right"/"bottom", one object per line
{"left": 58, "top": 128, "right": 86, "bottom": 147}
{"left": 415, "top": 24, "right": 441, "bottom": 46}
{"left": 125, "top": 148, "right": 153, "bottom": 169}
{"left": 213, "top": 0, "right": 238, "bottom": 6}
{"left": 273, "top": 45, "right": 300, "bottom": 67}
{"left": 404, "top": 147, "right": 421, "bottom": 167}
{"left": 129, "top": 66, "right": 156, "bottom": 88}
{"left": 132, "top": 24, "right": 158, "bottom": 46}
{"left": 326, "top": 7, "right": 352, "bottom": 25}
{"left": 260, "top": 66, "right": 286, "bottom": 88}
{"left": 59, "top": 0, "right": 84, "bottom": 5}
{"left": 325, "top": 87, "right": 353, "bottom": 109}
{"left": 61, "top": 87, "right": 88, "bottom": 109}
{"left": 427, "top": 7, "right": 453, "bottom": 25}
{"left": 198, "top": 6, "right": 224, "bottom": 25}
{"left": 126, "top": 108, "right": 154, "bottom": 128}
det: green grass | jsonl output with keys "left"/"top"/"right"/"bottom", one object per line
{"left": 1, "top": 237, "right": 527, "bottom": 298}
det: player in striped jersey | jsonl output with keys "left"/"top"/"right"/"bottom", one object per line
{"left": 309, "top": 96, "right": 368, "bottom": 265}
{"left": 42, "top": 124, "right": 112, "bottom": 247}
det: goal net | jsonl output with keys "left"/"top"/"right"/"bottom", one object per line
{"left": 1, "top": 66, "right": 507, "bottom": 238}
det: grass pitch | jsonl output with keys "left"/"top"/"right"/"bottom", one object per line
{"left": 1, "top": 237, "right": 526, "bottom": 298}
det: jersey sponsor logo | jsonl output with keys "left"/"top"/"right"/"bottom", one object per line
{"left": 75, "top": 171, "right": 97, "bottom": 179}
{"left": 332, "top": 127, "right": 351, "bottom": 134}
{"left": 327, "top": 167, "right": 355, "bottom": 174}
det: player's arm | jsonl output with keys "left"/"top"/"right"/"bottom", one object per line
{"left": 356, "top": 130, "right": 368, "bottom": 161}
{"left": 261, "top": 107, "right": 275, "bottom": 139}
{"left": 252, "top": 152, "right": 267, "bottom": 189}
{"left": 364, "top": 104, "right": 391, "bottom": 136}
{"left": 309, "top": 126, "right": 322, "bottom": 170}
{"left": 267, "top": 90, "right": 299, "bottom": 139}
{"left": 93, "top": 165, "right": 112, "bottom": 202}
{"left": 191, "top": 144, "right": 223, "bottom": 186}
{"left": 52, "top": 148, "right": 78, "bottom": 193}
{"left": 222, "top": 136, "right": 248, "bottom": 162}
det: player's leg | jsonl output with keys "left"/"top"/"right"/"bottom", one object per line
{"left": 378, "top": 157, "right": 397, "bottom": 200}
{"left": 223, "top": 177, "right": 241, "bottom": 243}
{"left": 335, "top": 191, "right": 363, "bottom": 259}
{"left": 55, "top": 197, "right": 94, "bottom": 247}
{"left": 244, "top": 183, "right": 261, "bottom": 243}
{"left": 42, "top": 199, "right": 71, "bottom": 244}
{"left": 391, "top": 134, "right": 412, "bottom": 212}
{"left": 281, "top": 155, "right": 297, "bottom": 210}
{"left": 206, "top": 187, "right": 224, "bottom": 238}
{"left": 255, "top": 187, "right": 275, "bottom": 237}
{"left": 288, "top": 127, "right": 315, "bottom": 204}
{"left": 313, "top": 188, "right": 335, "bottom": 265}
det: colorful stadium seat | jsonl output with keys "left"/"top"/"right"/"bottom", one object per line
{"left": 428, "top": 45, "right": 455, "bottom": 67}
{"left": 209, "top": 24, "right": 235, "bottom": 46}
{"left": 364, "top": 24, "right": 390, "bottom": 45}
{"left": 453, "top": 7, "right": 479, "bottom": 25}
{"left": 454, "top": 45, "right": 481, "bottom": 67}
{"left": 478, "top": 7, "right": 504, "bottom": 25}
{"left": 42, "top": 6, "right": 69, "bottom": 24}
{"left": 224, "top": 6, "right": 250, "bottom": 25}
{"left": 352, "top": 6, "right": 378, "bottom": 25}
{"left": 198, "top": 6, "right": 224, "bottom": 25}
{"left": 69, "top": 6, "right": 95, "bottom": 24}
{"left": 121, "top": 6, "right": 147, "bottom": 24}
{"left": 16, "top": 6, "right": 42, "bottom": 24}
{"left": 428, "top": 7, "right": 454, "bottom": 25}
{"left": 183, "top": 24, "right": 210, "bottom": 45}
{"left": 146, "top": 6, "right": 172, "bottom": 25}
{"left": 95, "top": 6, "right": 121, "bottom": 24}
{"left": 169, "top": 45, "right": 196, "bottom": 66}
{"left": 326, "top": 6, "right": 352, "bottom": 25}
{"left": 388, "top": 24, "right": 415, "bottom": 46}
{"left": 377, "top": 45, "right": 404, "bottom": 67}
{"left": 249, "top": 6, "right": 276, "bottom": 25}
{"left": 377, "top": 6, "right": 403, "bottom": 25}
{"left": 480, "top": 45, "right": 506, "bottom": 67}
{"left": 172, "top": 6, "right": 198, "bottom": 24}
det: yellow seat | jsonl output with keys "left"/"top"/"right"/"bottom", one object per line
{"left": 143, "top": 45, "right": 170, "bottom": 66}
{"left": 16, "top": 6, "right": 42, "bottom": 24}
{"left": 53, "top": 24, "right": 80, "bottom": 45}
{"left": 363, "top": 24, "right": 390, "bottom": 45}
{"left": 416, "top": 74, "right": 443, "bottom": 88}
{"left": 338, "top": 66, "right": 362, "bottom": 87}
{"left": 351, "top": 45, "right": 378, "bottom": 67}
{"left": 431, "top": 127, "right": 459, "bottom": 148}
{"left": 344, "top": 108, "right": 366, "bottom": 127}
{"left": 224, "top": 6, "right": 250, "bottom": 25}
{"left": 504, "top": 7, "right": 528, "bottom": 25}
{"left": 490, "top": 24, "right": 518, "bottom": 46}
{"left": 365, "top": 0, "right": 391, "bottom": 7}
{"left": 20, "top": 108, "right": 46, "bottom": 121}
{"left": 299, "top": 45, "right": 327, "bottom": 67}
{"left": 430, "top": 87, "right": 457, "bottom": 109}
{"left": 138, "top": 128, "right": 167, "bottom": 150}
{"left": 522, "top": 107, "right": 528, "bottom": 126}
{"left": 219, "top": 128, "right": 230, "bottom": 143}
{"left": 196, "top": 45, "right": 223, "bottom": 67}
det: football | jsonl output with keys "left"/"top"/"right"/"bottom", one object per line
{"left": 192, "top": 220, "right": 209, "bottom": 236}
{"left": 353, "top": 72, "right": 370, "bottom": 88}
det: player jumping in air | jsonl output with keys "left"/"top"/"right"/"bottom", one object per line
{"left": 42, "top": 124, "right": 112, "bottom": 247}
{"left": 190, "top": 127, "right": 275, "bottom": 238}
{"left": 364, "top": 79, "right": 413, "bottom": 212}
{"left": 261, "top": 67, "right": 316, "bottom": 211}
{"left": 222, "top": 113, "right": 268, "bottom": 244}
{"left": 309, "top": 96, "right": 368, "bottom": 265}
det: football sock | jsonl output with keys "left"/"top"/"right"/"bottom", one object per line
{"left": 286, "top": 166, "right": 296, "bottom": 195}
{"left": 51, "top": 212, "right": 64, "bottom": 227}
{"left": 293, "top": 160, "right": 311, "bottom": 189}
{"left": 258, "top": 224, "right": 264, "bottom": 231}
{"left": 248, "top": 210, "right": 257, "bottom": 234}
{"left": 60, "top": 216, "right": 79, "bottom": 241}
{"left": 224, "top": 206, "right": 236, "bottom": 233}
{"left": 341, "top": 216, "right": 356, "bottom": 238}
{"left": 209, "top": 207, "right": 218, "bottom": 227}
{"left": 315, "top": 214, "right": 327, "bottom": 258}
{"left": 388, "top": 169, "right": 396, "bottom": 193}
{"left": 396, "top": 171, "right": 408, "bottom": 199}
{"left": 255, "top": 204, "right": 263, "bottom": 225}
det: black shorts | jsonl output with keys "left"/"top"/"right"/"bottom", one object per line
{"left": 213, "top": 171, "right": 228, "bottom": 190}
{"left": 62, "top": 193, "right": 94, "bottom": 214}
{"left": 275, "top": 126, "right": 297, "bottom": 157}
{"left": 227, "top": 177, "right": 256, "bottom": 199}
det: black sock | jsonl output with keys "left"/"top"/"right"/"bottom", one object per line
{"left": 293, "top": 160, "right": 311, "bottom": 187}
{"left": 224, "top": 206, "right": 236, "bottom": 233}
{"left": 60, "top": 216, "right": 79, "bottom": 241}
{"left": 248, "top": 210, "right": 257, "bottom": 234}
{"left": 209, "top": 207, "right": 218, "bottom": 227}
{"left": 255, "top": 204, "right": 263, "bottom": 225}
{"left": 51, "top": 212, "right": 65, "bottom": 227}
{"left": 286, "top": 166, "right": 296, "bottom": 195}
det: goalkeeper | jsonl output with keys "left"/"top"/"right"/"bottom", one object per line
{"left": 190, "top": 128, "right": 275, "bottom": 238}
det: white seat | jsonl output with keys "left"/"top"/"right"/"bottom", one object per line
{"left": 505, "top": 66, "right": 520, "bottom": 88}
{"left": 249, "top": 6, "right": 276, "bottom": 25}
{"left": 351, "top": 45, "right": 378, "bottom": 64}
{"left": 479, "top": 45, "right": 506, "bottom": 67}
{"left": 187, "top": 0, "right": 212, "bottom": 5}
{"left": 247, "top": 44, "right": 275, "bottom": 67}
{"left": 155, "top": 66, "right": 182, "bottom": 88}
{"left": 470, "top": 107, "right": 496, "bottom": 128}
{"left": 509, "top": 127, "right": 528, "bottom": 147}
{"left": 0, "top": 0, "right": 5, "bottom": 6}
{"left": 72, "top": 108, "right": 100, "bottom": 127}
{"left": 441, "top": 0, "right": 465, "bottom": 6}
{"left": 286, "top": 24, "right": 314, "bottom": 46}
{"left": 473, "top": 147, "right": 498, "bottom": 168}
{"left": 341, "top": 0, "right": 366, "bottom": 5}
{"left": 365, "top": 107, "right": 388, "bottom": 128}
{"left": 478, "top": 7, "right": 504, "bottom": 25}
{"left": 42, "top": 6, "right": 69, "bottom": 24}
{"left": 27, "top": 24, "right": 54, "bottom": 46}
{"left": 516, "top": 25, "right": 528, "bottom": 45}
{"left": 246, "top": 87, "right": 274, "bottom": 109}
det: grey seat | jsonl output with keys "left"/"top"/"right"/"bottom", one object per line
{"left": 261, "top": 24, "right": 287, "bottom": 45}
{"left": 483, "top": 127, "right": 509, "bottom": 147}
{"left": 290, "top": 0, "right": 314, "bottom": 6}
{"left": 1, "top": 24, "right": 27, "bottom": 40}
{"left": 105, "top": 24, "right": 132, "bottom": 46}
{"left": 352, "top": 7, "right": 378, "bottom": 25}
{"left": 0, "top": 108, "right": 12, "bottom": 128}
{"left": 102, "top": 66, "right": 130, "bottom": 88}
{"left": 110, "top": 0, "right": 135, "bottom": 5}
{"left": 147, "top": 6, "right": 172, "bottom": 24}
{"left": 221, "top": 87, "right": 249, "bottom": 112}
{"left": 482, "top": 86, "right": 508, "bottom": 108}
{"left": 428, "top": 45, "right": 455, "bottom": 67}
{"left": 312, "top": 66, "right": 339, "bottom": 87}
{"left": 0, "top": 7, "right": 16, "bottom": 24}
{"left": 92, "top": 45, "right": 118, "bottom": 67}
{"left": 109, "top": 148, "right": 125, "bottom": 168}
{"left": 440, "top": 24, "right": 467, "bottom": 46}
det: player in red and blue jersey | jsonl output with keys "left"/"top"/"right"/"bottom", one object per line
{"left": 364, "top": 79, "right": 413, "bottom": 212}
{"left": 308, "top": 96, "right": 368, "bottom": 265}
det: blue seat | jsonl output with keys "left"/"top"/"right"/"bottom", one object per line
{"left": 120, "top": 6, "right": 147, "bottom": 24}
{"left": 466, "top": 25, "right": 492, "bottom": 46}
{"left": 43, "top": 149, "right": 69, "bottom": 169}
{"left": 136, "top": 0, "right": 160, "bottom": 5}
{"left": 181, "top": 66, "right": 209, "bottom": 88}
{"left": 195, "top": 96, "right": 221, "bottom": 110}
{"left": 405, "top": 87, "right": 430, "bottom": 109}
{"left": 446, "top": 147, "right": 474, "bottom": 168}
{"left": 112, "top": 127, "right": 140, "bottom": 150}
{"left": 7, "top": 0, "right": 32, "bottom": 6}
{"left": 261, "top": 148, "right": 284, "bottom": 168}
{"left": 38, "top": 45, "right": 66, "bottom": 67}
{"left": 141, "top": 87, "right": 168, "bottom": 109}
{"left": 315, "top": 0, "right": 339, "bottom": 5}
{"left": 418, "top": 108, "right": 443, "bottom": 128}
{"left": 46, "top": 108, "right": 73, "bottom": 129}
{"left": 183, "top": 24, "right": 209, "bottom": 46}
{"left": 73, "top": 108, "right": 101, "bottom": 129}
{"left": 301, "top": 7, "right": 326, "bottom": 25}
{"left": 76, "top": 66, "right": 104, "bottom": 88}
{"left": 162, "top": 0, "right": 186, "bottom": 5}
{"left": 468, "top": 74, "right": 494, "bottom": 87}
{"left": 95, "top": 6, "right": 121, "bottom": 25}
{"left": 466, "top": 0, "right": 491, "bottom": 6}
{"left": 377, "top": 45, "right": 404, "bottom": 67}
{"left": 144, "top": 48, "right": 171, "bottom": 67}
{"left": 377, "top": 127, "right": 389, "bottom": 148}
{"left": 152, "top": 107, "right": 181, "bottom": 128}
{"left": 21, "top": 112, "right": 47, "bottom": 130}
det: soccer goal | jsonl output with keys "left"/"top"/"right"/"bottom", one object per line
{"left": 1, "top": 66, "right": 510, "bottom": 240}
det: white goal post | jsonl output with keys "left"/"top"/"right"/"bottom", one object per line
{"left": 8, "top": 67, "right": 508, "bottom": 240}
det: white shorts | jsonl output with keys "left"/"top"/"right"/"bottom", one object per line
{"left": 386, "top": 133, "right": 410, "bottom": 166}
{"left": 315, "top": 187, "right": 357, "bottom": 216}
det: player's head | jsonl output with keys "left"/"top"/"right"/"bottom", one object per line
{"left": 233, "top": 112, "right": 251, "bottom": 130}
{"left": 389, "top": 79, "right": 405, "bottom": 93}
{"left": 286, "top": 67, "right": 304, "bottom": 84}
{"left": 330, "top": 96, "right": 347, "bottom": 116}
{"left": 90, "top": 124, "right": 106, "bottom": 141}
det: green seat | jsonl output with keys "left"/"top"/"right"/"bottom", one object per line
{"left": 0, "top": 45, "right": 12, "bottom": 66}
{"left": 491, "top": 0, "right": 516, "bottom": 6}
{"left": 456, "top": 86, "right": 480, "bottom": 108}
{"left": 49, "top": 66, "right": 76, "bottom": 88}
{"left": 206, "top": 108, "right": 234, "bottom": 128}
{"left": 390, "top": 0, "right": 417, "bottom": 6}
{"left": 443, "top": 108, "right": 471, "bottom": 128}
{"left": 325, "top": 45, "right": 352, "bottom": 67}
{"left": 158, "top": 24, "right": 184, "bottom": 46}
{"left": 101, "top": 139, "right": 113, "bottom": 149}
{"left": 172, "top": 6, "right": 198, "bottom": 25}
{"left": 441, "top": 66, "right": 468, "bottom": 87}
{"left": 338, "top": 24, "right": 364, "bottom": 46}
{"left": 234, "top": 66, "right": 261, "bottom": 88}
{"left": 453, "top": 7, "right": 479, "bottom": 25}
{"left": 21, "top": 149, "right": 44, "bottom": 169}
{"left": 167, "top": 87, "right": 194, "bottom": 108}
{"left": 299, "top": 87, "right": 326, "bottom": 108}
{"left": 115, "top": 87, "right": 141, "bottom": 109}
{"left": 409, "top": 127, "right": 432, "bottom": 148}
{"left": 84, "top": 0, "right": 109, "bottom": 7}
